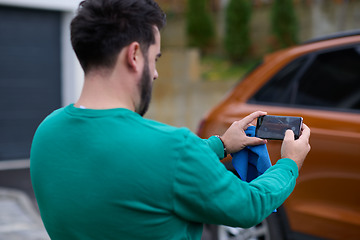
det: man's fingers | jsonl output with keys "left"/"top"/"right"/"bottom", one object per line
{"left": 299, "top": 124, "right": 311, "bottom": 140}
{"left": 284, "top": 129, "right": 294, "bottom": 141}
{"left": 246, "top": 137, "right": 267, "bottom": 146}
{"left": 284, "top": 124, "right": 310, "bottom": 142}
{"left": 240, "top": 111, "right": 267, "bottom": 129}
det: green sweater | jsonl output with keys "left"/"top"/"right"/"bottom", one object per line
{"left": 30, "top": 104, "right": 298, "bottom": 240}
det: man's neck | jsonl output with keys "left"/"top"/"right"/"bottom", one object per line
{"left": 74, "top": 71, "right": 135, "bottom": 111}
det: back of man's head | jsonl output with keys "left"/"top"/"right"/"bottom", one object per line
{"left": 71, "top": 0, "right": 166, "bottom": 74}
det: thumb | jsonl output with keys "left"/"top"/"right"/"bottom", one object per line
{"left": 246, "top": 137, "right": 267, "bottom": 147}
{"left": 284, "top": 129, "right": 294, "bottom": 141}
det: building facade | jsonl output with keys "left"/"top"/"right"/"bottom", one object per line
{"left": 0, "top": 0, "right": 83, "bottom": 167}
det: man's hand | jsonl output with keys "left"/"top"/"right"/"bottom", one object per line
{"left": 281, "top": 124, "right": 311, "bottom": 170}
{"left": 220, "top": 111, "right": 267, "bottom": 154}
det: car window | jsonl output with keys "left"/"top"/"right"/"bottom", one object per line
{"left": 249, "top": 44, "right": 360, "bottom": 112}
{"left": 295, "top": 46, "right": 360, "bottom": 110}
{"left": 249, "top": 56, "right": 308, "bottom": 104}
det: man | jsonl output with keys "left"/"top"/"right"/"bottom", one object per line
{"left": 30, "top": 0, "right": 311, "bottom": 239}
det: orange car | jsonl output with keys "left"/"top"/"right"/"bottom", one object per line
{"left": 198, "top": 31, "right": 360, "bottom": 240}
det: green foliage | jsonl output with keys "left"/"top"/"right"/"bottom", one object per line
{"left": 271, "top": 0, "right": 298, "bottom": 49}
{"left": 201, "top": 55, "right": 259, "bottom": 82}
{"left": 186, "top": 0, "right": 215, "bottom": 52}
{"left": 224, "top": 0, "right": 252, "bottom": 62}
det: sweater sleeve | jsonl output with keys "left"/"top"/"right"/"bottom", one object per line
{"left": 202, "top": 136, "right": 225, "bottom": 159}
{"left": 173, "top": 131, "right": 298, "bottom": 228}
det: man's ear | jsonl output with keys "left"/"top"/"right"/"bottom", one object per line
{"left": 127, "top": 42, "right": 142, "bottom": 72}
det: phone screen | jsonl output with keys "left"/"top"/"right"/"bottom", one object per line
{"left": 256, "top": 115, "right": 303, "bottom": 140}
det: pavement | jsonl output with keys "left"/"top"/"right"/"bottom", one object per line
{"left": 0, "top": 187, "right": 216, "bottom": 240}
{"left": 0, "top": 188, "right": 50, "bottom": 240}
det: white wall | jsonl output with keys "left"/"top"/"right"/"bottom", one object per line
{"left": 0, "top": 0, "right": 84, "bottom": 106}
{"left": 0, "top": 0, "right": 81, "bottom": 11}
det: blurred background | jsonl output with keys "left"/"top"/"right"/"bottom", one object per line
{"left": 0, "top": 0, "right": 359, "bottom": 239}
{"left": 150, "top": 0, "right": 360, "bottom": 131}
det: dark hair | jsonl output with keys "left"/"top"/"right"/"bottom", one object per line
{"left": 71, "top": 0, "right": 166, "bottom": 73}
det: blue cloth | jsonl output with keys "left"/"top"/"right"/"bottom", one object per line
{"left": 232, "top": 126, "right": 277, "bottom": 212}
{"left": 231, "top": 126, "right": 272, "bottom": 182}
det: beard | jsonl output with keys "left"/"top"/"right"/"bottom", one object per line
{"left": 135, "top": 58, "right": 153, "bottom": 117}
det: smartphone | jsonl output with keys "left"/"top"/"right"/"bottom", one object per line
{"left": 256, "top": 115, "right": 303, "bottom": 140}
